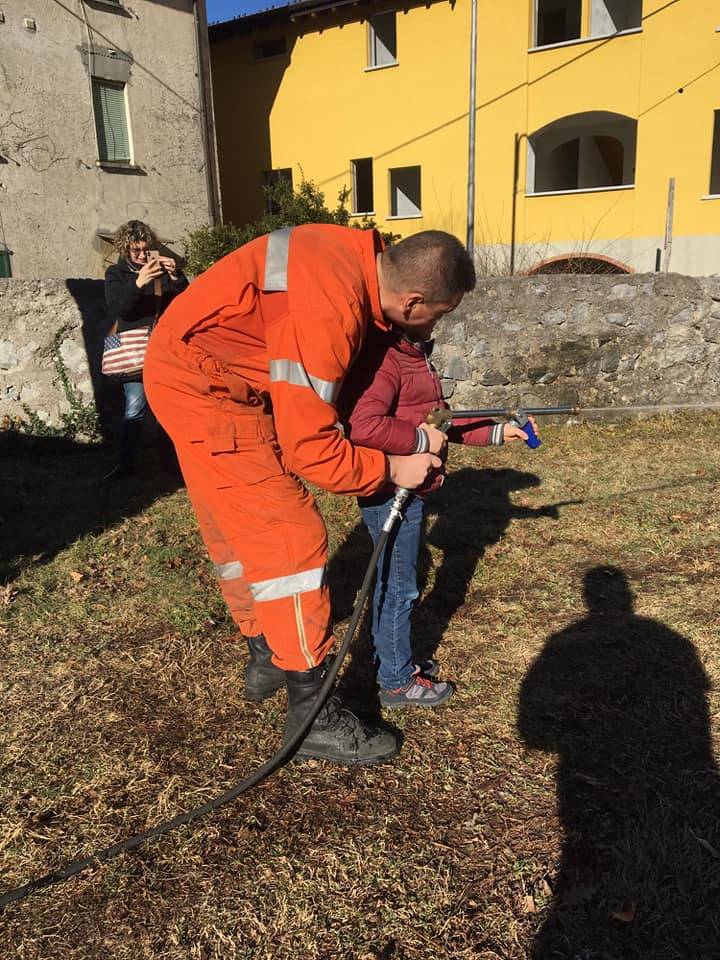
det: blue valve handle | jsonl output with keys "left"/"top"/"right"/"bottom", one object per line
{"left": 511, "top": 411, "right": 542, "bottom": 449}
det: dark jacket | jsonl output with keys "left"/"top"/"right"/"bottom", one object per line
{"left": 341, "top": 325, "right": 503, "bottom": 496}
{"left": 105, "top": 258, "right": 189, "bottom": 336}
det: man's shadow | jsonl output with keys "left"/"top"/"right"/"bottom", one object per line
{"left": 517, "top": 566, "right": 720, "bottom": 959}
{"left": 331, "top": 466, "right": 561, "bottom": 718}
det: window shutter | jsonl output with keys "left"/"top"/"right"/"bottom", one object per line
{"left": 92, "top": 80, "right": 130, "bottom": 162}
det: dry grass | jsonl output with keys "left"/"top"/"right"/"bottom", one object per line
{"left": 1, "top": 416, "right": 719, "bottom": 959}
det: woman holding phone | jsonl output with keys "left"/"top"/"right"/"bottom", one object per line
{"left": 103, "top": 220, "right": 188, "bottom": 482}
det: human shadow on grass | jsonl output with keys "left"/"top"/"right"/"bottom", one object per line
{"left": 331, "top": 466, "right": 561, "bottom": 719}
{"left": 517, "top": 566, "right": 720, "bottom": 960}
{"left": 0, "top": 430, "right": 181, "bottom": 584}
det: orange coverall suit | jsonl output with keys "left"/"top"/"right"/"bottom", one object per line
{"left": 143, "top": 225, "right": 390, "bottom": 671}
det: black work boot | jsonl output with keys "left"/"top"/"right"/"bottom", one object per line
{"left": 283, "top": 663, "right": 400, "bottom": 765}
{"left": 244, "top": 634, "right": 284, "bottom": 701}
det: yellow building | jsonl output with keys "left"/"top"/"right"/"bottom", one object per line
{"left": 209, "top": 0, "right": 720, "bottom": 275}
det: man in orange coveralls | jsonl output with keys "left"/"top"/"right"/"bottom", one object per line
{"left": 144, "top": 225, "right": 475, "bottom": 765}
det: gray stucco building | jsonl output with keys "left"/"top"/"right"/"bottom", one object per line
{"left": 0, "top": 0, "right": 219, "bottom": 279}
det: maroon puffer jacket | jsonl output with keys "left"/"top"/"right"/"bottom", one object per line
{"left": 340, "top": 326, "right": 504, "bottom": 496}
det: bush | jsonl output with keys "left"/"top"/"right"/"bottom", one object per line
{"left": 185, "top": 179, "right": 399, "bottom": 275}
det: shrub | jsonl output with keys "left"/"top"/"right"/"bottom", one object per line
{"left": 185, "top": 178, "right": 399, "bottom": 275}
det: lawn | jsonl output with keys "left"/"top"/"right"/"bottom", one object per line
{"left": 1, "top": 415, "right": 719, "bottom": 959}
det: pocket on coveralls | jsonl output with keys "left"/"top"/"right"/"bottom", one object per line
{"left": 206, "top": 413, "right": 284, "bottom": 488}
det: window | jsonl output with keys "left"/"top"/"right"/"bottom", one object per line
{"left": 92, "top": 78, "right": 131, "bottom": 163}
{"left": 535, "top": 0, "right": 581, "bottom": 47}
{"left": 263, "top": 167, "right": 293, "bottom": 214}
{"left": 351, "top": 158, "right": 374, "bottom": 214}
{"left": 709, "top": 111, "right": 720, "bottom": 195}
{"left": 389, "top": 166, "right": 421, "bottom": 218}
{"left": 253, "top": 36, "right": 287, "bottom": 60}
{"left": 368, "top": 12, "right": 397, "bottom": 68}
{"left": 528, "top": 112, "right": 636, "bottom": 193}
{"left": 589, "top": 0, "right": 642, "bottom": 37}
{"left": 0, "top": 247, "right": 11, "bottom": 278}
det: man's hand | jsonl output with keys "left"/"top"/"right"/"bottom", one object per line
{"left": 418, "top": 422, "right": 448, "bottom": 455}
{"left": 136, "top": 258, "right": 164, "bottom": 289}
{"left": 502, "top": 414, "right": 540, "bottom": 443}
{"left": 387, "top": 453, "right": 442, "bottom": 490}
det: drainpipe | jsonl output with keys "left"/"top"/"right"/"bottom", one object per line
{"left": 465, "top": 0, "right": 478, "bottom": 256}
{"left": 193, "top": 0, "right": 222, "bottom": 225}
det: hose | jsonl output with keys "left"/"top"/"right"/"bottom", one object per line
{"left": 0, "top": 489, "right": 410, "bottom": 911}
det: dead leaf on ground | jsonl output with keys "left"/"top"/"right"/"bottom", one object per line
{"left": 69, "top": 571, "right": 84, "bottom": 583}
{"left": 523, "top": 894, "right": 537, "bottom": 914}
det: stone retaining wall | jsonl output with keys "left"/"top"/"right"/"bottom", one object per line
{"left": 1, "top": 274, "right": 719, "bottom": 431}
{"left": 433, "top": 273, "right": 720, "bottom": 412}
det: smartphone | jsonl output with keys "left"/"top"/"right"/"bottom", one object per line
{"left": 149, "top": 250, "right": 162, "bottom": 296}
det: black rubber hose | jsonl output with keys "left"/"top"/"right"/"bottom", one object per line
{"left": 0, "top": 490, "right": 409, "bottom": 911}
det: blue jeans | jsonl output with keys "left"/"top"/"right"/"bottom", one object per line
{"left": 123, "top": 380, "right": 147, "bottom": 421}
{"left": 359, "top": 491, "right": 424, "bottom": 690}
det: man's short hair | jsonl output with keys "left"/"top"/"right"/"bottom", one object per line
{"left": 383, "top": 230, "right": 476, "bottom": 302}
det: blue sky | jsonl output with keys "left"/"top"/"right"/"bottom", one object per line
{"left": 207, "top": 0, "right": 291, "bottom": 24}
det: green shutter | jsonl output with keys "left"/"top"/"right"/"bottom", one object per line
{"left": 92, "top": 80, "right": 130, "bottom": 162}
{"left": 0, "top": 249, "right": 11, "bottom": 278}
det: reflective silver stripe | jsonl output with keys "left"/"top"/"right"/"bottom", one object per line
{"left": 250, "top": 566, "right": 325, "bottom": 603}
{"left": 264, "top": 227, "right": 293, "bottom": 291}
{"left": 214, "top": 560, "right": 244, "bottom": 581}
{"left": 269, "top": 358, "right": 340, "bottom": 403}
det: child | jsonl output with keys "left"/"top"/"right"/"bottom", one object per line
{"left": 341, "top": 324, "right": 532, "bottom": 708}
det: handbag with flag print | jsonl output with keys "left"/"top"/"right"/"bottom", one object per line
{"left": 102, "top": 265, "right": 163, "bottom": 379}
{"left": 101, "top": 325, "right": 151, "bottom": 378}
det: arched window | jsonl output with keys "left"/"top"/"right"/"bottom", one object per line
{"left": 528, "top": 112, "right": 637, "bottom": 194}
{"left": 527, "top": 254, "right": 633, "bottom": 275}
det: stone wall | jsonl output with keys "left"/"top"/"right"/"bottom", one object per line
{"left": 0, "top": 279, "right": 106, "bottom": 428}
{"left": 1, "top": 274, "right": 719, "bottom": 431}
{"left": 433, "top": 273, "right": 720, "bottom": 413}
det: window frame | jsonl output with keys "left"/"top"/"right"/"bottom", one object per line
{"left": 253, "top": 36, "right": 288, "bottom": 61}
{"left": 367, "top": 11, "right": 398, "bottom": 70}
{"left": 0, "top": 246, "right": 11, "bottom": 279}
{"left": 388, "top": 165, "right": 422, "bottom": 219}
{"left": 708, "top": 110, "right": 720, "bottom": 197}
{"left": 263, "top": 167, "right": 294, "bottom": 214}
{"left": 351, "top": 158, "right": 375, "bottom": 215}
{"left": 91, "top": 77, "right": 133, "bottom": 166}
{"left": 529, "top": 0, "right": 643, "bottom": 51}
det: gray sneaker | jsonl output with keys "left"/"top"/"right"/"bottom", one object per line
{"left": 380, "top": 674, "right": 454, "bottom": 709}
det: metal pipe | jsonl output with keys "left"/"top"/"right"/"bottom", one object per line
{"left": 193, "top": 0, "right": 222, "bottom": 226}
{"left": 445, "top": 403, "right": 720, "bottom": 421}
{"left": 465, "top": 0, "right": 478, "bottom": 255}
{"left": 448, "top": 406, "right": 579, "bottom": 419}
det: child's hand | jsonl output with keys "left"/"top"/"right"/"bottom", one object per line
{"left": 503, "top": 415, "right": 539, "bottom": 443}
{"left": 419, "top": 422, "right": 448, "bottom": 455}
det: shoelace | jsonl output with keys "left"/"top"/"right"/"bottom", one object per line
{"left": 390, "top": 675, "right": 435, "bottom": 694}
